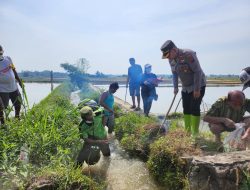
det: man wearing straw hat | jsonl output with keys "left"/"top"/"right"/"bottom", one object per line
{"left": 0, "top": 45, "right": 23, "bottom": 124}
{"left": 160, "top": 40, "right": 206, "bottom": 136}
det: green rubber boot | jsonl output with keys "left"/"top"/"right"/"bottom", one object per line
{"left": 184, "top": 114, "right": 191, "bottom": 133}
{"left": 191, "top": 115, "right": 200, "bottom": 136}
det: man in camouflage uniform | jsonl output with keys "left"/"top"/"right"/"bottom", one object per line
{"left": 203, "top": 90, "right": 250, "bottom": 143}
{"left": 160, "top": 40, "right": 206, "bottom": 136}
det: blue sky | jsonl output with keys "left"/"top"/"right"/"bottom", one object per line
{"left": 0, "top": 0, "right": 250, "bottom": 75}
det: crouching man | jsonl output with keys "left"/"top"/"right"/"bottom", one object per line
{"left": 77, "top": 106, "right": 110, "bottom": 166}
{"left": 203, "top": 90, "right": 250, "bottom": 145}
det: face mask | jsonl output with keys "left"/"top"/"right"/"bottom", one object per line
{"left": 85, "top": 120, "right": 93, "bottom": 124}
{"left": 145, "top": 67, "right": 151, "bottom": 73}
{"left": 0, "top": 55, "right": 3, "bottom": 61}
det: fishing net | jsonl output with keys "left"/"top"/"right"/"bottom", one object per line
{"left": 223, "top": 123, "right": 246, "bottom": 151}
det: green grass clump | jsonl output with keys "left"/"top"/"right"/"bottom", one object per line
{"left": 0, "top": 82, "right": 103, "bottom": 189}
{"left": 240, "top": 170, "right": 250, "bottom": 190}
{"left": 115, "top": 112, "right": 157, "bottom": 140}
{"left": 0, "top": 83, "right": 80, "bottom": 166}
{"left": 115, "top": 112, "right": 158, "bottom": 158}
{"left": 25, "top": 163, "right": 105, "bottom": 190}
{"left": 147, "top": 127, "right": 201, "bottom": 189}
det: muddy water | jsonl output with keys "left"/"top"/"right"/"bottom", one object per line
{"left": 82, "top": 138, "right": 164, "bottom": 190}
{"left": 71, "top": 91, "right": 164, "bottom": 190}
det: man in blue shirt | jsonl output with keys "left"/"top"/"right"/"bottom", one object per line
{"left": 126, "top": 58, "right": 142, "bottom": 111}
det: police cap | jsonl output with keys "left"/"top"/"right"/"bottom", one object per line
{"left": 160, "top": 40, "right": 176, "bottom": 59}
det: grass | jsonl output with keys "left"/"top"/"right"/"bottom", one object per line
{"left": 0, "top": 82, "right": 103, "bottom": 189}
{"left": 24, "top": 162, "right": 105, "bottom": 190}
{"left": 241, "top": 170, "right": 250, "bottom": 190}
{"left": 147, "top": 127, "right": 201, "bottom": 189}
{"left": 114, "top": 109, "right": 225, "bottom": 189}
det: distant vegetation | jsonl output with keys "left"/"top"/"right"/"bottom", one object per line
{"left": 18, "top": 64, "right": 241, "bottom": 85}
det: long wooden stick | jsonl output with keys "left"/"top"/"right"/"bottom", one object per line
{"left": 125, "top": 85, "right": 128, "bottom": 103}
{"left": 174, "top": 97, "right": 182, "bottom": 113}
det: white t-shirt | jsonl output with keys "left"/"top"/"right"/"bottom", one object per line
{"left": 0, "top": 56, "right": 18, "bottom": 92}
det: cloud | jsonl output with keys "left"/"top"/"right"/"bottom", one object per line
{"left": 0, "top": 0, "right": 249, "bottom": 75}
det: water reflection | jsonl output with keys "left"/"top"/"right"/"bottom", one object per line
{"left": 7, "top": 83, "right": 60, "bottom": 116}
{"left": 23, "top": 83, "right": 60, "bottom": 106}
{"left": 96, "top": 85, "right": 249, "bottom": 114}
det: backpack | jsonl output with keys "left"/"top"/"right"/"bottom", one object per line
{"left": 78, "top": 98, "right": 104, "bottom": 116}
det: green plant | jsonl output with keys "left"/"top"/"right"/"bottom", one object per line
{"left": 114, "top": 112, "right": 158, "bottom": 159}
{"left": 115, "top": 112, "right": 156, "bottom": 139}
{"left": 240, "top": 170, "right": 250, "bottom": 190}
{"left": 147, "top": 128, "right": 200, "bottom": 189}
{"left": 0, "top": 82, "right": 102, "bottom": 189}
{"left": 24, "top": 162, "right": 104, "bottom": 190}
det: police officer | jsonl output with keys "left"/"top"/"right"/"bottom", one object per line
{"left": 160, "top": 40, "right": 206, "bottom": 136}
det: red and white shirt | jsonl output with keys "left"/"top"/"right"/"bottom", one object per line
{"left": 0, "top": 56, "right": 18, "bottom": 92}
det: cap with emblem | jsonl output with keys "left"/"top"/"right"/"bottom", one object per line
{"left": 160, "top": 40, "right": 176, "bottom": 59}
{"left": 80, "top": 106, "right": 95, "bottom": 118}
{"left": 239, "top": 67, "right": 250, "bottom": 91}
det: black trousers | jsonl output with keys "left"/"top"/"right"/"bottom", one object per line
{"left": 77, "top": 142, "right": 110, "bottom": 165}
{"left": 181, "top": 86, "right": 206, "bottom": 116}
{"left": 0, "top": 89, "right": 22, "bottom": 117}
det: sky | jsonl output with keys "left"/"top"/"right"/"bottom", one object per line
{"left": 0, "top": 0, "right": 250, "bottom": 75}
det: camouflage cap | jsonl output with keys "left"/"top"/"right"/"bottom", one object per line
{"left": 80, "top": 106, "right": 95, "bottom": 118}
